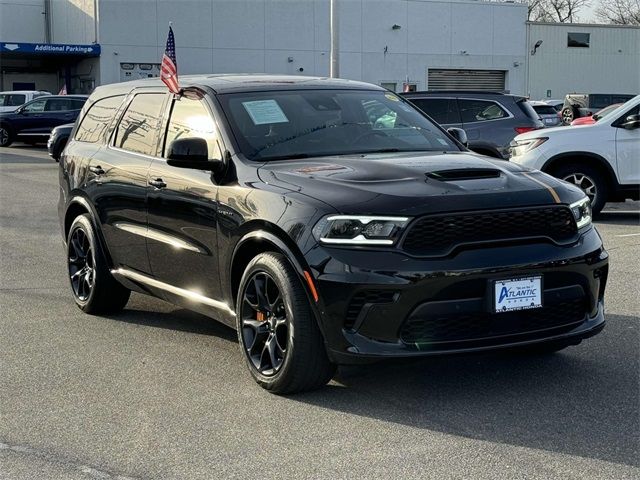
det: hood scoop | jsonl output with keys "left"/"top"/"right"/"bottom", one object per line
{"left": 426, "top": 168, "right": 502, "bottom": 181}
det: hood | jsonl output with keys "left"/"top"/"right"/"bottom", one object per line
{"left": 258, "top": 151, "right": 581, "bottom": 216}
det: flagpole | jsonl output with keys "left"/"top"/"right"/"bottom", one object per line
{"left": 329, "top": 0, "right": 339, "bottom": 78}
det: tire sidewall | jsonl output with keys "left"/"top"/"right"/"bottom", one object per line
{"left": 236, "top": 254, "right": 300, "bottom": 390}
{"left": 561, "top": 107, "right": 574, "bottom": 125}
{"left": 67, "top": 214, "right": 99, "bottom": 311}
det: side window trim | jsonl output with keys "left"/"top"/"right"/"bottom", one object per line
{"left": 458, "top": 98, "right": 513, "bottom": 124}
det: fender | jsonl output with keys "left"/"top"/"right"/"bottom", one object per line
{"left": 542, "top": 151, "right": 620, "bottom": 189}
{"left": 65, "top": 194, "right": 116, "bottom": 267}
{"left": 231, "top": 229, "right": 328, "bottom": 333}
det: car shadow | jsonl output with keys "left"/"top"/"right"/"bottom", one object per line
{"left": 293, "top": 313, "right": 639, "bottom": 468}
{"left": 595, "top": 210, "right": 640, "bottom": 226}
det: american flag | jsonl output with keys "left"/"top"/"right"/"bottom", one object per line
{"left": 161, "top": 25, "right": 179, "bottom": 93}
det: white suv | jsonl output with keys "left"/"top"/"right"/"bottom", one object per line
{"left": 0, "top": 90, "right": 51, "bottom": 113}
{"left": 510, "top": 95, "right": 640, "bottom": 214}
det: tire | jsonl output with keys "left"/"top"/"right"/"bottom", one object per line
{"left": 0, "top": 125, "right": 13, "bottom": 147}
{"left": 66, "top": 214, "right": 130, "bottom": 314}
{"left": 236, "top": 252, "right": 336, "bottom": 394}
{"left": 561, "top": 107, "right": 575, "bottom": 125}
{"left": 553, "top": 163, "right": 609, "bottom": 214}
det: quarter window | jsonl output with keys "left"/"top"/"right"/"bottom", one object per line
{"left": 568, "top": 32, "right": 590, "bottom": 48}
{"left": 163, "top": 97, "right": 222, "bottom": 159}
{"left": 459, "top": 99, "right": 508, "bottom": 123}
{"left": 115, "top": 93, "right": 166, "bottom": 156}
{"left": 75, "top": 95, "right": 125, "bottom": 143}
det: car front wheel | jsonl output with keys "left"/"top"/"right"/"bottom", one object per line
{"left": 554, "top": 163, "right": 608, "bottom": 214}
{"left": 67, "top": 214, "right": 130, "bottom": 314}
{"left": 237, "top": 252, "right": 335, "bottom": 394}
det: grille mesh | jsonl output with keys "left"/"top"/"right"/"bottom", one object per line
{"left": 400, "top": 297, "right": 586, "bottom": 344}
{"left": 402, "top": 207, "right": 577, "bottom": 256}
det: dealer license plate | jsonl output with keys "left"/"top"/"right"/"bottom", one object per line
{"left": 494, "top": 276, "right": 542, "bottom": 313}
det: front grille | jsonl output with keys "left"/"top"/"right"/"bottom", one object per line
{"left": 345, "top": 290, "right": 397, "bottom": 330}
{"left": 400, "top": 297, "right": 586, "bottom": 345}
{"left": 402, "top": 206, "right": 577, "bottom": 256}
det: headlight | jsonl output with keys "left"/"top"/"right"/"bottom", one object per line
{"left": 569, "top": 197, "right": 592, "bottom": 229}
{"left": 510, "top": 137, "right": 548, "bottom": 157}
{"left": 312, "top": 215, "right": 410, "bottom": 245}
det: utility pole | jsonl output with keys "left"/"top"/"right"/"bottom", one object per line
{"left": 329, "top": 0, "right": 339, "bottom": 78}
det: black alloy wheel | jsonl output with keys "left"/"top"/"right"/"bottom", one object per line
{"left": 241, "top": 272, "right": 288, "bottom": 376}
{"left": 68, "top": 226, "right": 95, "bottom": 302}
{"left": 0, "top": 125, "right": 13, "bottom": 147}
{"left": 236, "top": 252, "right": 336, "bottom": 394}
{"left": 66, "top": 214, "right": 130, "bottom": 313}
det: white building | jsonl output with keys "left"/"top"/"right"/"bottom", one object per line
{"left": 0, "top": 0, "right": 638, "bottom": 99}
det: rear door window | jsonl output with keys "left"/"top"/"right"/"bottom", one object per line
{"left": 409, "top": 98, "right": 461, "bottom": 124}
{"left": 114, "top": 93, "right": 166, "bottom": 156}
{"left": 45, "top": 98, "right": 78, "bottom": 111}
{"left": 459, "top": 99, "right": 508, "bottom": 123}
{"left": 0, "top": 94, "right": 26, "bottom": 107}
{"left": 75, "top": 95, "right": 125, "bottom": 143}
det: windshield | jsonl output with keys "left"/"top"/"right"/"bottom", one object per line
{"left": 218, "top": 89, "right": 461, "bottom": 161}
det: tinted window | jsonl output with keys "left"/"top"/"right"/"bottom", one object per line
{"left": 164, "top": 96, "right": 222, "bottom": 159}
{"left": 75, "top": 95, "right": 125, "bottom": 143}
{"left": 22, "top": 99, "right": 47, "bottom": 113}
{"left": 45, "top": 98, "right": 84, "bottom": 111}
{"left": 532, "top": 105, "right": 557, "bottom": 115}
{"left": 115, "top": 93, "right": 165, "bottom": 156}
{"left": 459, "top": 99, "right": 508, "bottom": 123}
{"left": 568, "top": 32, "right": 590, "bottom": 48}
{"left": 409, "top": 98, "right": 461, "bottom": 124}
{"left": 218, "top": 90, "right": 459, "bottom": 160}
{"left": 0, "top": 94, "right": 26, "bottom": 106}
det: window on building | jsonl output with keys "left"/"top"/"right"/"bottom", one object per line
{"left": 568, "top": 32, "right": 590, "bottom": 48}
{"left": 409, "top": 98, "right": 461, "bottom": 125}
{"left": 380, "top": 82, "right": 397, "bottom": 92}
{"left": 163, "top": 96, "right": 222, "bottom": 160}
{"left": 115, "top": 93, "right": 166, "bottom": 156}
{"left": 459, "top": 99, "right": 508, "bottom": 123}
{"left": 75, "top": 95, "right": 125, "bottom": 143}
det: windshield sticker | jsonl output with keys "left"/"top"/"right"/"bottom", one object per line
{"left": 385, "top": 93, "right": 400, "bottom": 102}
{"left": 242, "top": 100, "right": 289, "bottom": 125}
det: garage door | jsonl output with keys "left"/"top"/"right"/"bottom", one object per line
{"left": 427, "top": 69, "right": 506, "bottom": 91}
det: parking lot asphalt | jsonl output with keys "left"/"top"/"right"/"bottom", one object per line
{"left": 0, "top": 145, "right": 638, "bottom": 480}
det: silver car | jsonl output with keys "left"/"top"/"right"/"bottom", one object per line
{"left": 530, "top": 101, "right": 562, "bottom": 127}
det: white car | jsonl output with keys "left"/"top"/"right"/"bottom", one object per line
{"left": 510, "top": 95, "right": 640, "bottom": 213}
{"left": 0, "top": 90, "right": 51, "bottom": 113}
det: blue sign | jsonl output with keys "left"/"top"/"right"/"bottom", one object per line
{"left": 1, "top": 42, "right": 101, "bottom": 56}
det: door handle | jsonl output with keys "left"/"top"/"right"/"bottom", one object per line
{"left": 149, "top": 178, "right": 167, "bottom": 189}
{"left": 89, "top": 165, "right": 105, "bottom": 175}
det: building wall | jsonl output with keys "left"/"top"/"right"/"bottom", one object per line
{"left": 527, "top": 22, "right": 640, "bottom": 100}
{"left": 50, "top": 0, "right": 96, "bottom": 44}
{"left": 95, "top": 0, "right": 528, "bottom": 93}
{"left": 0, "top": 0, "right": 45, "bottom": 43}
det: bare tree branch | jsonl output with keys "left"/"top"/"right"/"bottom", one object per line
{"left": 528, "top": 0, "right": 591, "bottom": 22}
{"left": 595, "top": 0, "right": 640, "bottom": 24}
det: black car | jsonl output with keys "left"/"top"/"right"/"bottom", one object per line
{"left": 0, "top": 95, "right": 87, "bottom": 147}
{"left": 48, "top": 123, "right": 74, "bottom": 161}
{"left": 561, "top": 93, "right": 636, "bottom": 125}
{"left": 400, "top": 91, "right": 543, "bottom": 159}
{"left": 58, "top": 75, "right": 607, "bottom": 394}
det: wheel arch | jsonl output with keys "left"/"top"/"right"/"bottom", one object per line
{"left": 541, "top": 151, "right": 618, "bottom": 191}
{"left": 64, "top": 195, "right": 114, "bottom": 267}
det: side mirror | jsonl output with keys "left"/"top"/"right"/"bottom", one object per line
{"left": 621, "top": 114, "right": 640, "bottom": 130}
{"left": 166, "top": 137, "right": 223, "bottom": 171}
{"left": 447, "top": 127, "right": 468, "bottom": 147}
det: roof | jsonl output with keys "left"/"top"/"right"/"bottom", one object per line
{"left": 0, "top": 90, "right": 50, "bottom": 95}
{"left": 93, "top": 74, "right": 384, "bottom": 96}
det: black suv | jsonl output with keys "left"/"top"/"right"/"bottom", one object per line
{"left": 561, "top": 93, "right": 636, "bottom": 125}
{"left": 59, "top": 75, "right": 607, "bottom": 393}
{"left": 0, "top": 95, "right": 87, "bottom": 147}
{"left": 401, "top": 91, "right": 543, "bottom": 159}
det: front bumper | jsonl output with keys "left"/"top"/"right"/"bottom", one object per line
{"left": 305, "top": 227, "right": 608, "bottom": 364}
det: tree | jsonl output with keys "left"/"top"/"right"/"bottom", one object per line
{"left": 528, "top": 0, "right": 591, "bottom": 22}
{"left": 595, "top": 0, "right": 640, "bottom": 25}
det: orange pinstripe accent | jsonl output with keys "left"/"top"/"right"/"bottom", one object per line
{"left": 522, "top": 172, "right": 561, "bottom": 203}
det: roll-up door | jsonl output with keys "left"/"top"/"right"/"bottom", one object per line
{"left": 428, "top": 69, "right": 506, "bottom": 91}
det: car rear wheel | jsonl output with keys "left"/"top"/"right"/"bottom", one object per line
{"left": 561, "top": 107, "right": 575, "bottom": 125}
{"left": 554, "top": 163, "right": 608, "bottom": 214}
{"left": 237, "top": 252, "right": 335, "bottom": 394}
{"left": 0, "top": 125, "right": 13, "bottom": 147}
{"left": 67, "top": 214, "right": 130, "bottom": 314}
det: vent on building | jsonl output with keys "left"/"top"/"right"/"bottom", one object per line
{"left": 427, "top": 69, "right": 506, "bottom": 92}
